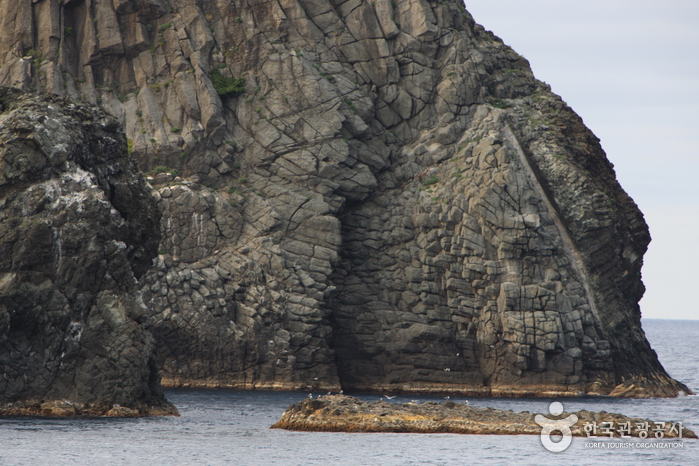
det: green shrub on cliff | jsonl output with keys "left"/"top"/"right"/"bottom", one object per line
{"left": 209, "top": 69, "right": 245, "bottom": 97}
{"left": 149, "top": 166, "right": 179, "bottom": 178}
{"left": 423, "top": 175, "right": 440, "bottom": 187}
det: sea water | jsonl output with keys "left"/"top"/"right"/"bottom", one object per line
{"left": 1, "top": 319, "right": 697, "bottom": 466}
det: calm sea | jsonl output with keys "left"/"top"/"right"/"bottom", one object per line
{"left": 1, "top": 319, "right": 697, "bottom": 465}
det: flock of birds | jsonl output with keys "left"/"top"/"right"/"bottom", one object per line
{"left": 306, "top": 392, "right": 469, "bottom": 405}
{"left": 307, "top": 352, "right": 473, "bottom": 404}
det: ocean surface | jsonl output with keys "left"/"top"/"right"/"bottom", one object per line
{"left": 1, "top": 319, "right": 697, "bottom": 465}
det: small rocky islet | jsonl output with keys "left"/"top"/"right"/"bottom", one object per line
{"left": 272, "top": 394, "right": 697, "bottom": 439}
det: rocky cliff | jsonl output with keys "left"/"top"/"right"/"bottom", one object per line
{"left": 0, "top": 0, "right": 689, "bottom": 397}
{"left": 0, "top": 87, "right": 176, "bottom": 416}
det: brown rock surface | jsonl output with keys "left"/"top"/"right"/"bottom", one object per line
{"left": 272, "top": 395, "right": 697, "bottom": 439}
{"left": 0, "top": 0, "right": 689, "bottom": 397}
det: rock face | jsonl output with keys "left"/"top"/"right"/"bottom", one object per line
{"left": 272, "top": 395, "right": 697, "bottom": 438}
{"left": 0, "top": 87, "right": 176, "bottom": 416}
{"left": 0, "top": 0, "right": 689, "bottom": 397}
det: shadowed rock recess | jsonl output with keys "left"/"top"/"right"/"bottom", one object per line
{"left": 0, "top": 0, "right": 689, "bottom": 397}
{"left": 0, "top": 88, "right": 176, "bottom": 416}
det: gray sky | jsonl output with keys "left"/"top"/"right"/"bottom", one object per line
{"left": 464, "top": 0, "right": 699, "bottom": 320}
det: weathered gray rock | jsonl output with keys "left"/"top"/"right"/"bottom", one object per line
{"left": 0, "top": 88, "right": 176, "bottom": 416}
{"left": 0, "top": 0, "right": 689, "bottom": 397}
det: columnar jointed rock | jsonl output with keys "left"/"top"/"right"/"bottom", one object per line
{"left": 0, "top": 0, "right": 689, "bottom": 397}
{"left": 0, "top": 88, "right": 176, "bottom": 416}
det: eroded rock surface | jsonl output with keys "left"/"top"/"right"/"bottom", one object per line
{"left": 0, "top": 88, "right": 176, "bottom": 416}
{"left": 0, "top": 0, "right": 689, "bottom": 397}
{"left": 272, "top": 395, "right": 697, "bottom": 438}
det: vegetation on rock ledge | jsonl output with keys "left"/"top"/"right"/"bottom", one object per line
{"left": 209, "top": 69, "right": 245, "bottom": 97}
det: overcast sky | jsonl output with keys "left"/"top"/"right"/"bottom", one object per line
{"left": 464, "top": 0, "right": 699, "bottom": 320}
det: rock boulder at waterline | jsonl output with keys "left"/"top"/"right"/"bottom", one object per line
{"left": 0, "top": 88, "right": 176, "bottom": 416}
